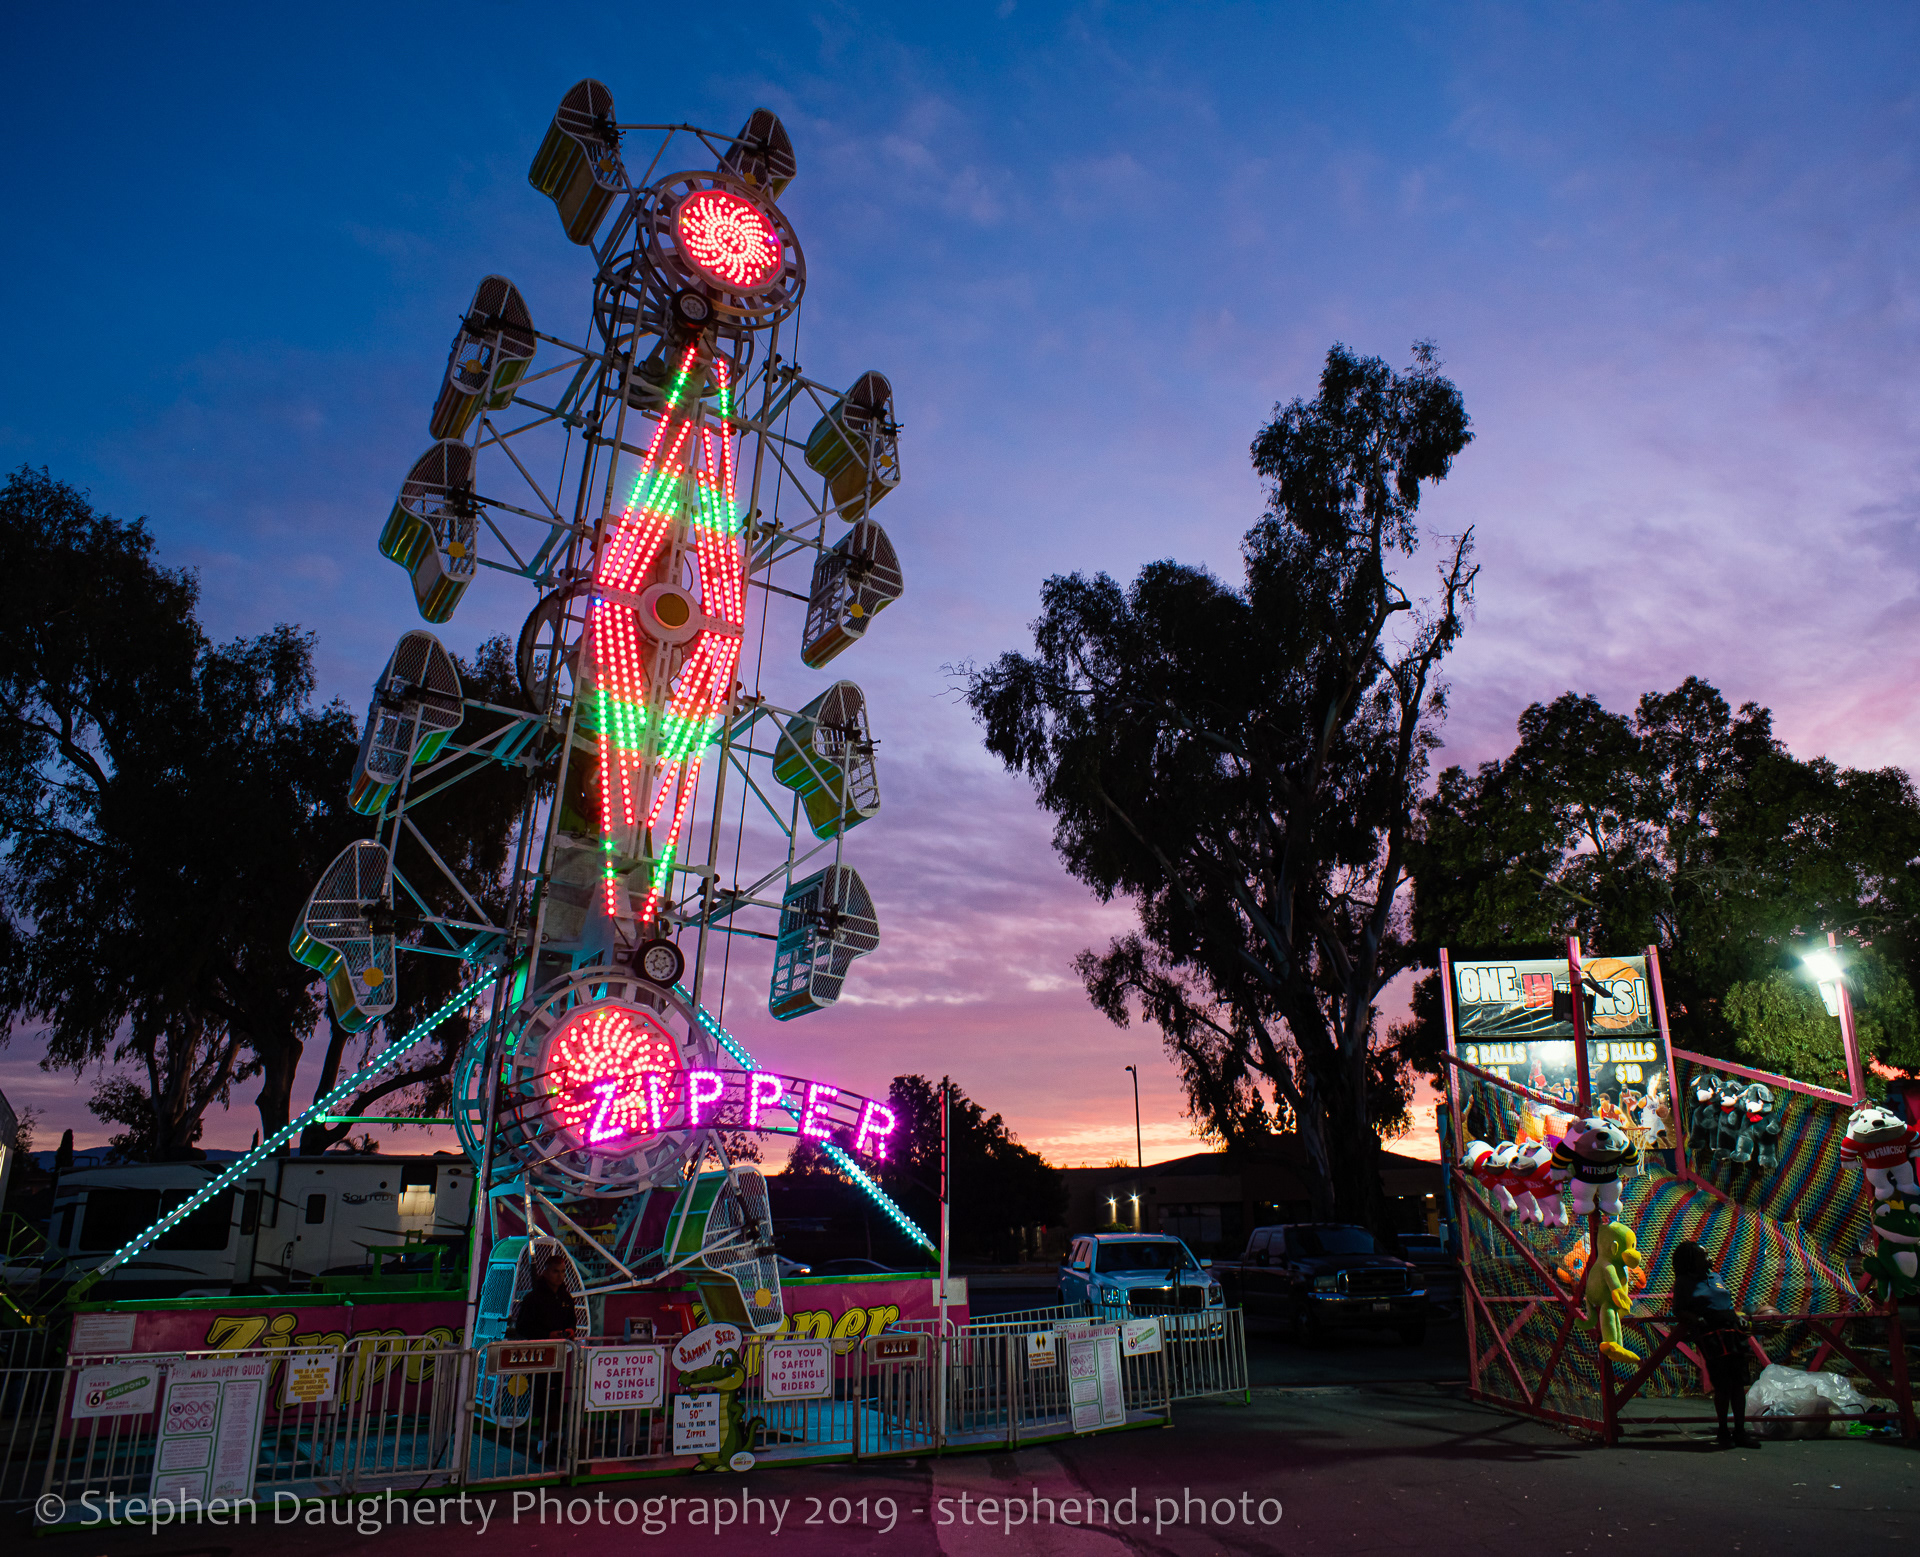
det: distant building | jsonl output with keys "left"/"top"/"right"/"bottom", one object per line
{"left": 1061, "top": 1136, "right": 1442, "bottom": 1255}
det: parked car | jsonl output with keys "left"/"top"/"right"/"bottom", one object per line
{"left": 1212, "top": 1223, "right": 1427, "bottom": 1343}
{"left": 1057, "top": 1233, "right": 1225, "bottom": 1320}
{"left": 807, "top": 1258, "right": 902, "bottom": 1277}
{"left": 1396, "top": 1234, "right": 1454, "bottom": 1279}
{"left": 1395, "top": 1232, "right": 1458, "bottom": 1315}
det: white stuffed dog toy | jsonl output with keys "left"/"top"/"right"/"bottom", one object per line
{"left": 1553, "top": 1117, "right": 1635, "bottom": 1218}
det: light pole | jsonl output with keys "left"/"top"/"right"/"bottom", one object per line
{"left": 937, "top": 1079, "right": 950, "bottom": 1439}
{"left": 1124, "top": 1064, "right": 1143, "bottom": 1232}
{"left": 938, "top": 1079, "right": 950, "bottom": 1326}
{"left": 1802, "top": 931, "right": 1867, "bottom": 1103}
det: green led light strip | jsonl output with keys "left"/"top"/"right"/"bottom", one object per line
{"left": 72, "top": 973, "right": 496, "bottom": 1297}
{"left": 317, "top": 1116, "right": 457, "bottom": 1125}
{"left": 684, "top": 992, "right": 935, "bottom": 1252}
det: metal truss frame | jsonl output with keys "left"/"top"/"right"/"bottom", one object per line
{"left": 72, "top": 109, "right": 918, "bottom": 1326}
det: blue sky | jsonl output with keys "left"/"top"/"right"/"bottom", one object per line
{"left": 3, "top": 3, "right": 1917, "bottom": 1164}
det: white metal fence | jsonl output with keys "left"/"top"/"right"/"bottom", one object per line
{"left": 942, "top": 1303, "right": 1250, "bottom": 1410}
{"left": 42, "top": 1340, "right": 473, "bottom": 1511}
{"left": 0, "top": 1361, "right": 62, "bottom": 1506}
{"left": 13, "top": 1306, "right": 1249, "bottom": 1520}
{"left": 0, "top": 1329, "right": 56, "bottom": 1368}
{"left": 1155, "top": 1309, "right": 1250, "bottom": 1401}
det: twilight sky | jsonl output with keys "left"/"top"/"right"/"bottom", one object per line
{"left": 2, "top": 4, "right": 1916, "bottom": 1168}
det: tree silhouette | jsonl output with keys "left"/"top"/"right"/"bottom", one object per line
{"left": 0, "top": 469, "right": 359, "bottom": 1157}
{"left": 966, "top": 344, "right": 1475, "bottom": 1232}
{"left": 1406, "top": 677, "right": 1920, "bottom": 1087}
{"left": 0, "top": 467, "right": 534, "bottom": 1157}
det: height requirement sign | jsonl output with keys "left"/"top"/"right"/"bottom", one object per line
{"left": 1449, "top": 956, "right": 1667, "bottom": 1123}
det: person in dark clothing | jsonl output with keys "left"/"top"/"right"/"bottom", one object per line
{"left": 1671, "top": 1240, "right": 1759, "bottom": 1448}
{"left": 512, "top": 1257, "right": 579, "bottom": 1340}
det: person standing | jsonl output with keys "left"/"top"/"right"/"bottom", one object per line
{"left": 1671, "top": 1239, "right": 1760, "bottom": 1448}
{"left": 508, "top": 1254, "right": 579, "bottom": 1459}
{"left": 513, "top": 1255, "right": 580, "bottom": 1340}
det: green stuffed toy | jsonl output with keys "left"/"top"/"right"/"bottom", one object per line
{"left": 1864, "top": 1195, "right": 1920, "bottom": 1303}
{"left": 1583, "top": 1221, "right": 1643, "bottom": 1364}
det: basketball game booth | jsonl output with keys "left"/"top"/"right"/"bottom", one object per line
{"left": 1440, "top": 938, "right": 1917, "bottom": 1444}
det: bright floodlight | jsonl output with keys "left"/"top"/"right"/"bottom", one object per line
{"left": 1801, "top": 948, "right": 1843, "bottom": 984}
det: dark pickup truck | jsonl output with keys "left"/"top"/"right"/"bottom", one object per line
{"left": 1210, "top": 1223, "right": 1428, "bottom": 1344}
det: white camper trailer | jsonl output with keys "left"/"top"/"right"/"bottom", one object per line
{"left": 45, "top": 1154, "right": 473, "bottom": 1298}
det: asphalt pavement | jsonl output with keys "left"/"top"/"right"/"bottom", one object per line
{"left": 968, "top": 1278, "right": 1471, "bottom": 1389}
{"left": 22, "top": 1282, "right": 1912, "bottom": 1557}
{"left": 27, "top": 1380, "right": 1914, "bottom": 1556}
{"left": 26, "top": 1302, "right": 1918, "bottom": 1555}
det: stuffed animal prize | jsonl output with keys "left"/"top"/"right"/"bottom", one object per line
{"left": 1841, "top": 1104, "right": 1920, "bottom": 1201}
{"left": 1729, "top": 1083, "right": 1780, "bottom": 1172}
{"left": 1486, "top": 1141, "right": 1522, "bottom": 1215}
{"left": 1513, "top": 1141, "right": 1568, "bottom": 1226}
{"left": 1864, "top": 1197, "right": 1920, "bottom": 1302}
{"left": 1461, "top": 1139, "right": 1495, "bottom": 1193}
{"left": 1712, "top": 1076, "right": 1746, "bottom": 1163}
{"left": 1582, "top": 1221, "right": 1643, "bottom": 1364}
{"left": 1686, "top": 1071, "right": 1722, "bottom": 1162}
{"left": 1555, "top": 1116, "right": 1635, "bottom": 1217}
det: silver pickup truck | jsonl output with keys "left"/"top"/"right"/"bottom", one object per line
{"left": 1057, "top": 1233, "right": 1225, "bottom": 1318}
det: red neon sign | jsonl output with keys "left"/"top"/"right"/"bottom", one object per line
{"left": 675, "top": 188, "right": 783, "bottom": 292}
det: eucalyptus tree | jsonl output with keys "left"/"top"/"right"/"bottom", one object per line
{"left": 967, "top": 345, "right": 1475, "bottom": 1227}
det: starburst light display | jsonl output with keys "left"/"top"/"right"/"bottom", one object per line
{"left": 547, "top": 1003, "right": 688, "bottom": 1145}
{"left": 674, "top": 188, "right": 783, "bottom": 292}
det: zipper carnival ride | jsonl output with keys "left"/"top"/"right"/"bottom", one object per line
{"left": 74, "top": 90, "right": 925, "bottom": 1341}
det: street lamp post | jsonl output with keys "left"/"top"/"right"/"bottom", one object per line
{"left": 1124, "top": 1065, "right": 1143, "bottom": 1232}
{"left": 1803, "top": 931, "right": 1867, "bottom": 1104}
{"left": 1124, "top": 1064, "right": 1142, "bottom": 1169}
{"left": 938, "top": 1079, "right": 950, "bottom": 1327}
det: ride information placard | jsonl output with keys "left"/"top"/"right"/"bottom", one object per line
{"left": 281, "top": 1351, "right": 337, "bottom": 1408}
{"left": 150, "top": 1357, "right": 269, "bottom": 1506}
{"left": 69, "top": 1313, "right": 137, "bottom": 1355}
{"left": 1066, "top": 1331, "right": 1126, "bottom": 1433}
{"left": 672, "top": 1393, "right": 722, "bottom": 1454}
{"left": 69, "top": 1363, "right": 158, "bottom": 1419}
{"left": 762, "top": 1340, "right": 833, "bottom": 1401}
{"left": 586, "top": 1345, "right": 667, "bottom": 1410}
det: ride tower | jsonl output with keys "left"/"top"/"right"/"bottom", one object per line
{"left": 288, "top": 86, "right": 921, "bottom": 1358}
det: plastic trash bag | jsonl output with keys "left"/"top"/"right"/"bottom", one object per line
{"left": 1745, "top": 1363, "right": 1871, "bottom": 1438}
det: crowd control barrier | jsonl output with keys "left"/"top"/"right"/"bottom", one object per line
{"left": 18, "top": 1305, "right": 1249, "bottom": 1520}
